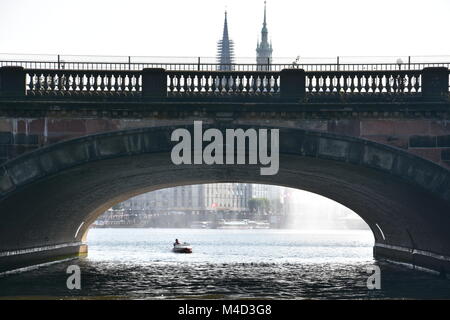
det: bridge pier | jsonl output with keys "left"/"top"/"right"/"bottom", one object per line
{"left": 374, "top": 244, "right": 450, "bottom": 276}
{"left": 0, "top": 243, "right": 87, "bottom": 274}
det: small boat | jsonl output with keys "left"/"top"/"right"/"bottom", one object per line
{"left": 172, "top": 242, "right": 192, "bottom": 253}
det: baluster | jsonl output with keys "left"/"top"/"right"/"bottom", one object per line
{"left": 79, "top": 74, "right": 86, "bottom": 93}
{"left": 273, "top": 75, "right": 279, "bottom": 93}
{"left": 168, "top": 74, "right": 174, "bottom": 93}
{"left": 211, "top": 75, "right": 217, "bottom": 93}
{"left": 383, "top": 75, "right": 389, "bottom": 93}
{"left": 72, "top": 74, "right": 77, "bottom": 92}
{"left": 103, "top": 74, "right": 109, "bottom": 92}
{"left": 306, "top": 75, "right": 313, "bottom": 93}
{"left": 222, "top": 75, "right": 229, "bottom": 93}
{"left": 180, "top": 75, "right": 187, "bottom": 93}
{"left": 314, "top": 76, "right": 320, "bottom": 92}
{"left": 204, "top": 75, "right": 210, "bottom": 94}
{"left": 42, "top": 72, "right": 49, "bottom": 93}
{"left": 86, "top": 73, "right": 92, "bottom": 92}
{"left": 55, "top": 72, "right": 62, "bottom": 93}
{"left": 328, "top": 76, "right": 335, "bottom": 93}
{"left": 126, "top": 75, "right": 132, "bottom": 92}
{"left": 393, "top": 74, "right": 398, "bottom": 93}
{"left": 114, "top": 74, "right": 120, "bottom": 93}
{"left": 378, "top": 75, "right": 385, "bottom": 93}
{"left": 32, "top": 73, "right": 38, "bottom": 92}
{"left": 334, "top": 76, "right": 341, "bottom": 93}
{"left": 52, "top": 73, "right": 58, "bottom": 93}
{"left": 92, "top": 73, "right": 99, "bottom": 92}
{"left": 36, "top": 73, "right": 43, "bottom": 92}
{"left": 215, "top": 75, "right": 221, "bottom": 93}
{"left": 137, "top": 75, "right": 142, "bottom": 92}
{"left": 66, "top": 74, "right": 73, "bottom": 92}
{"left": 253, "top": 76, "right": 258, "bottom": 93}
{"left": 321, "top": 75, "right": 328, "bottom": 93}
{"left": 245, "top": 75, "right": 251, "bottom": 93}
{"left": 99, "top": 74, "right": 105, "bottom": 93}
{"left": 364, "top": 74, "right": 370, "bottom": 93}
{"left": 350, "top": 75, "right": 356, "bottom": 93}
{"left": 370, "top": 75, "right": 377, "bottom": 93}
{"left": 257, "top": 76, "right": 264, "bottom": 93}
{"left": 342, "top": 75, "right": 349, "bottom": 93}
{"left": 266, "top": 75, "right": 272, "bottom": 93}
{"left": 175, "top": 75, "right": 182, "bottom": 93}
{"left": 237, "top": 75, "right": 243, "bottom": 93}
{"left": 399, "top": 73, "right": 405, "bottom": 93}
{"left": 406, "top": 74, "right": 413, "bottom": 93}
{"left": 190, "top": 75, "right": 196, "bottom": 93}
{"left": 27, "top": 73, "right": 33, "bottom": 92}
{"left": 413, "top": 74, "right": 420, "bottom": 92}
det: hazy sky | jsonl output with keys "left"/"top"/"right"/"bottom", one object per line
{"left": 1, "top": 0, "right": 450, "bottom": 61}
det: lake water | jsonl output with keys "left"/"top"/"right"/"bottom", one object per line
{"left": 1, "top": 228, "right": 450, "bottom": 299}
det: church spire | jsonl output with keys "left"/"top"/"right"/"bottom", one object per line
{"left": 256, "top": 1, "right": 273, "bottom": 70}
{"left": 263, "top": 0, "right": 267, "bottom": 30}
{"left": 217, "top": 10, "right": 235, "bottom": 71}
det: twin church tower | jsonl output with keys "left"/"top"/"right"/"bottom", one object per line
{"left": 216, "top": 1, "right": 273, "bottom": 70}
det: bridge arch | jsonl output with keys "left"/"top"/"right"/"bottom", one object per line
{"left": 0, "top": 125, "right": 449, "bottom": 273}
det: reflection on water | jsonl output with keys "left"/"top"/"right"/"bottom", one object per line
{"left": 0, "top": 228, "right": 449, "bottom": 299}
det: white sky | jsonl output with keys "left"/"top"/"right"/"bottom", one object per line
{"left": 1, "top": 0, "right": 450, "bottom": 61}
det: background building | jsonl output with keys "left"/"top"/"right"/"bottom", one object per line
{"left": 256, "top": 1, "right": 273, "bottom": 70}
{"left": 217, "top": 11, "right": 235, "bottom": 71}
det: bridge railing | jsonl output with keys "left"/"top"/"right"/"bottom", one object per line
{"left": 25, "top": 69, "right": 142, "bottom": 97}
{"left": 166, "top": 70, "right": 280, "bottom": 96}
{"left": 0, "top": 66, "right": 448, "bottom": 101}
{"left": 305, "top": 70, "right": 423, "bottom": 94}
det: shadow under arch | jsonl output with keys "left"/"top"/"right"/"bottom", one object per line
{"left": 0, "top": 124, "right": 449, "bottom": 273}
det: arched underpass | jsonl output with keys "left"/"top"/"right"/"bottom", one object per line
{"left": 0, "top": 125, "right": 449, "bottom": 274}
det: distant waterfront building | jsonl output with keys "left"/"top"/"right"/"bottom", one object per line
{"left": 256, "top": 1, "right": 273, "bottom": 71}
{"left": 217, "top": 11, "right": 235, "bottom": 71}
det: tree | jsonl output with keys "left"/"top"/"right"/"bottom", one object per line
{"left": 248, "top": 198, "right": 270, "bottom": 214}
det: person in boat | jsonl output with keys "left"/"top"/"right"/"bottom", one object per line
{"left": 174, "top": 239, "right": 180, "bottom": 246}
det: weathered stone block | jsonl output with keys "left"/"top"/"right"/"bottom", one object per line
{"left": 14, "top": 133, "right": 39, "bottom": 145}
{"left": 7, "top": 158, "right": 42, "bottom": 185}
{"left": 97, "top": 136, "right": 129, "bottom": 156}
{"left": 0, "top": 145, "right": 7, "bottom": 158}
{"left": 409, "top": 135, "right": 437, "bottom": 148}
{"left": 360, "top": 120, "right": 395, "bottom": 136}
{"left": 442, "top": 149, "right": 450, "bottom": 161}
{"left": 363, "top": 145, "right": 394, "bottom": 171}
{"left": 39, "top": 143, "right": 90, "bottom": 173}
{"left": 85, "top": 119, "right": 120, "bottom": 134}
{"left": 437, "top": 135, "right": 450, "bottom": 148}
{"left": 364, "top": 135, "right": 409, "bottom": 150}
{"left": 408, "top": 148, "right": 442, "bottom": 163}
{"left": 0, "top": 167, "right": 14, "bottom": 193}
{"left": 300, "top": 135, "right": 318, "bottom": 157}
{"left": 28, "top": 119, "right": 45, "bottom": 134}
{"left": 327, "top": 120, "right": 360, "bottom": 137}
{"left": 318, "top": 138, "right": 349, "bottom": 160}
{"left": 0, "top": 132, "right": 12, "bottom": 144}
{"left": 0, "top": 120, "right": 12, "bottom": 132}
{"left": 429, "top": 120, "right": 450, "bottom": 136}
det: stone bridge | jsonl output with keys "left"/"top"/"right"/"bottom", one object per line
{"left": 0, "top": 65, "right": 449, "bottom": 274}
